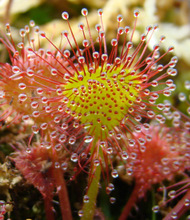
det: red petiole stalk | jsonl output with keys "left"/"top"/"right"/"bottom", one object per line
{"left": 119, "top": 184, "right": 140, "bottom": 220}
{"left": 44, "top": 195, "right": 55, "bottom": 220}
{"left": 52, "top": 166, "right": 72, "bottom": 220}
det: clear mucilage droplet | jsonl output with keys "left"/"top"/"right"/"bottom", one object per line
{"left": 71, "top": 153, "right": 78, "bottom": 162}
{"left": 84, "top": 135, "right": 93, "bottom": 143}
{"left": 78, "top": 210, "right": 83, "bottom": 217}
{"left": 110, "top": 197, "right": 116, "bottom": 204}
{"left": 83, "top": 195, "right": 89, "bottom": 203}
{"left": 111, "top": 169, "right": 119, "bottom": 178}
{"left": 152, "top": 205, "right": 159, "bottom": 213}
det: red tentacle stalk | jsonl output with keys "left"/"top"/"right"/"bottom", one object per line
{"left": 52, "top": 153, "right": 72, "bottom": 220}
{"left": 163, "top": 189, "right": 190, "bottom": 220}
{"left": 119, "top": 183, "right": 140, "bottom": 220}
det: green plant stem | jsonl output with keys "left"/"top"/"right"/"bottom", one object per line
{"left": 44, "top": 196, "right": 55, "bottom": 220}
{"left": 152, "top": 188, "right": 156, "bottom": 220}
{"left": 52, "top": 167, "right": 72, "bottom": 220}
{"left": 81, "top": 164, "right": 101, "bottom": 220}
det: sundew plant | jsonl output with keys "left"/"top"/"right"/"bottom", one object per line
{"left": 0, "top": 6, "right": 189, "bottom": 220}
